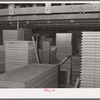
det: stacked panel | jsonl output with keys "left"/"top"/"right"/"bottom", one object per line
{"left": 80, "top": 31, "right": 100, "bottom": 88}
{"left": 0, "top": 46, "right": 5, "bottom": 73}
{"left": 5, "top": 41, "right": 37, "bottom": 71}
{"left": 0, "top": 64, "right": 58, "bottom": 88}
{"left": 0, "top": 30, "right": 3, "bottom": 45}
{"left": 3, "top": 30, "right": 24, "bottom": 42}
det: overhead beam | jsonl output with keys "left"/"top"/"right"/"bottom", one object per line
{"left": 0, "top": 4, "right": 100, "bottom": 16}
{"left": 0, "top": 13, "right": 100, "bottom": 21}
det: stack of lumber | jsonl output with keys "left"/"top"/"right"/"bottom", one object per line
{"left": 0, "top": 64, "right": 58, "bottom": 88}
{"left": 80, "top": 31, "right": 100, "bottom": 88}
{"left": 3, "top": 30, "right": 24, "bottom": 42}
{"left": 72, "top": 55, "right": 81, "bottom": 85}
{"left": 5, "top": 41, "right": 37, "bottom": 71}
{"left": 3, "top": 29, "right": 32, "bottom": 43}
{"left": 41, "top": 36, "right": 46, "bottom": 41}
{"left": 46, "top": 38, "right": 53, "bottom": 41}
{"left": 56, "top": 33, "right": 72, "bottom": 60}
{"left": 0, "top": 45, "right": 5, "bottom": 73}
{"left": 43, "top": 41, "right": 51, "bottom": 64}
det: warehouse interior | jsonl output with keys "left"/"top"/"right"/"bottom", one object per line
{"left": 0, "top": 3, "right": 99, "bottom": 88}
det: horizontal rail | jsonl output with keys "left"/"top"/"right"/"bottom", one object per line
{"left": 0, "top": 13, "right": 100, "bottom": 21}
{"left": 0, "top": 4, "right": 100, "bottom": 16}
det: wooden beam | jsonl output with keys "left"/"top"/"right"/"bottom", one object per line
{"left": 0, "top": 13, "right": 100, "bottom": 21}
{"left": 0, "top": 4, "right": 100, "bottom": 16}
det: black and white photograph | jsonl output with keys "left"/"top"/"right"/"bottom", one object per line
{"left": 0, "top": 2, "right": 100, "bottom": 89}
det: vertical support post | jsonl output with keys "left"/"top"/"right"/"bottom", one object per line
{"left": 17, "top": 21, "right": 19, "bottom": 31}
{"left": 8, "top": 4, "right": 14, "bottom": 15}
{"left": 45, "top": 3, "right": 51, "bottom": 13}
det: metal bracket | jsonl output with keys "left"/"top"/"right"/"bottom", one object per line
{"left": 8, "top": 16, "right": 12, "bottom": 21}
{"left": 45, "top": 3, "right": 51, "bottom": 13}
{"left": 8, "top": 4, "right": 14, "bottom": 15}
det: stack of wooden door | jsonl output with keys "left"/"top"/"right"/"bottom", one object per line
{"left": 0, "top": 45, "right": 5, "bottom": 73}
{"left": 56, "top": 33, "right": 72, "bottom": 70}
{"left": 3, "top": 30, "right": 24, "bottom": 42}
{"left": 72, "top": 55, "right": 81, "bottom": 85}
{"left": 0, "top": 30, "right": 3, "bottom": 45}
{"left": 0, "top": 64, "right": 58, "bottom": 88}
{"left": 5, "top": 41, "right": 37, "bottom": 71}
{"left": 80, "top": 31, "right": 100, "bottom": 88}
{"left": 43, "top": 41, "right": 51, "bottom": 64}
